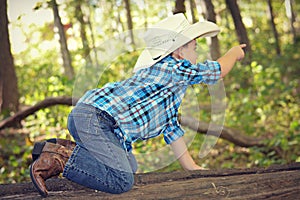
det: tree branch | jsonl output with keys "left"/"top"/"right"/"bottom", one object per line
{"left": 0, "top": 96, "right": 77, "bottom": 130}
{"left": 0, "top": 96, "right": 264, "bottom": 147}
{"left": 179, "top": 116, "right": 264, "bottom": 147}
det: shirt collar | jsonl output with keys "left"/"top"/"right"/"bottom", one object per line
{"left": 160, "top": 55, "right": 177, "bottom": 64}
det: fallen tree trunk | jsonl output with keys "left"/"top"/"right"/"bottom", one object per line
{"left": 0, "top": 96, "right": 264, "bottom": 147}
{"left": 0, "top": 163, "right": 299, "bottom": 199}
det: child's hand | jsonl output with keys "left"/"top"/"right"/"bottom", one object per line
{"left": 217, "top": 44, "right": 247, "bottom": 77}
{"left": 229, "top": 44, "right": 247, "bottom": 61}
{"left": 192, "top": 164, "right": 209, "bottom": 170}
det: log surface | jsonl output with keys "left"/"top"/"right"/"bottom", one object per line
{"left": 1, "top": 163, "right": 300, "bottom": 199}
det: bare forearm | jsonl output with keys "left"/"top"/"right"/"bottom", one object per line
{"left": 170, "top": 137, "right": 202, "bottom": 170}
{"left": 177, "top": 150, "right": 201, "bottom": 170}
{"left": 217, "top": 52, "right": 238, "bottom": 78}
{"left": 217, "top": 44, "right": 246, "bottom": 78}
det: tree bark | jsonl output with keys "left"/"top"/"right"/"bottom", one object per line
{"left": 179, "top": 115, "right": 264, "bottom": 147}
{"left": 0, "top": 0, "right": 19, "bottom": 114}
{"left": 86, "top": 8, "right": 99, "bottom": 68}
{"left": 189, "top": 0, "right": 198, "bottom": 23}
{"left": 0, "top": 97, "right": 74, "bottom": 129}
{"left": 1, "top": 163, "right": 299, "bottom": 199}
{"left": 0, "top": 97, "right": 264, "bottom": 148}
{"left": 124, "top": 0, "right": 135, "bottom": 46}
{"left": 142, "top": 0, "right": 148, "bottom": 29}
{"left": 50, "top": 0, "right": 74, "bottom": 80}
{"left": 285, "top": 0, "right": 297, "bottom": 44}
{"left": 202, "top": 0, "right": 221, "bottom": 60}
{"left": 225, "top": 0, "right": 251, "bottom": 58}
{"left": 267, "top": 0, "right": 281, "bottom": 55}
{"left": 173, "top": 0, "right": 186, "bottom": 14}
{"left": 75, "top": 1, "right": 93, "bottom": 65}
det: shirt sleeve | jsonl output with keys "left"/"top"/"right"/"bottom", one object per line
{"left": 173, "top": 59, "right": 221, "bottom": 85}
{"left": 163, "top": 120, "right": 185, "bottom": 144}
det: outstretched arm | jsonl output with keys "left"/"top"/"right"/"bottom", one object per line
{"left": 170, "top": 136, "right": 204, "bottom": 170}
{"left": 217, "top": 44, "right": 247, "bottom": 78}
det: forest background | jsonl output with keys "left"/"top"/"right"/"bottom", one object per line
{"left": 0, "top": 0, "right": 299, "bottom": 184}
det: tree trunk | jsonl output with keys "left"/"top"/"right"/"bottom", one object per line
{"left": 202, "top": 0, "right": 221, "bottom": 60}
{"left": 124, "top": 0, "right": 135, "bottom": 46}
{"left": 267, "top": 0, "right": 281, "bottom": 55}
{"left": 225, "top": 0, "right": 251, "bottom": 58}
{"left": 75, "top": 1, "right": 93, "bottom": 66}
{"left": 116, "top": 6, "right": 125, "bottom": 34}
{"left": 143, "top": 0, "right": 148, "bottom": 29}
{"left": 50, "top": 0, "right": 74, "bottom": 80}
{"left": 189, "top": 0, "right": 198, "bottom": 23}
{"left": 86, "top": 7, "right": 99, "bottom": 68}
{"left": 173, "top": 0, "right": 186, "bottom": 14}
{"left": 0, "top": 0, "right": 19, "bottom": 114}
{"left": 1, "top": 163, "right": 300, "bottom": 199}
{"left": 285, "top": 0, "right": 297, "bottom": 44}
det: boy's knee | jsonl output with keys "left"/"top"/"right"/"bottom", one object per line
{"left": 111, "top": 172, "right": 134, "bottom": 194}
{"left": 122, "top": 173, "right": 134, "bottom": 192}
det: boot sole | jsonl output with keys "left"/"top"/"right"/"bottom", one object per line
{"left": 30, "top": 161, "right": 48, "bottom": 197}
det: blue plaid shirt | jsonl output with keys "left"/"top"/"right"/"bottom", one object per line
{"left": 78, "top": 55, "right": 221, "bottom": 151}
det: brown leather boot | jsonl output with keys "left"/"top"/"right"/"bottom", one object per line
{"left": 30, "top": 142, "right": 73, "bottom": 197}
{"left": 55, "top": 138, "right": 76, "bottom": 150}
{"left": 32, "top": 138, "right": 76, "bottom": 162}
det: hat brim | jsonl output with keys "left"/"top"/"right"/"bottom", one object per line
{"left": 133, "top": 21, "right": 220, "bottom": 73}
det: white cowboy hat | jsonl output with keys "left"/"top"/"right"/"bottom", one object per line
{"left": 133, "top": 13, "right": 220, "bottom": 73}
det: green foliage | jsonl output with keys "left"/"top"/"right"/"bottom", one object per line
{"left": 1, "top": 0, "right": 299, "bottom": 184}
{"left": 0, "top": 131, "right": 32, "bottom": 183}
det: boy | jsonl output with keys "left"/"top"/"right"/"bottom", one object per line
{"left": 30, "top": 13, "right": 246, "bottom": 196}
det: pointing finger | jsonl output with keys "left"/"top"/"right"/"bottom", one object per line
{"left": 240, "top": 44, "right": 247, "bottom": 48}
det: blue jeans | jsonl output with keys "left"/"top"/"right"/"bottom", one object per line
{"left": 62, "top": 103, "right": 136, "bottom": 194}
